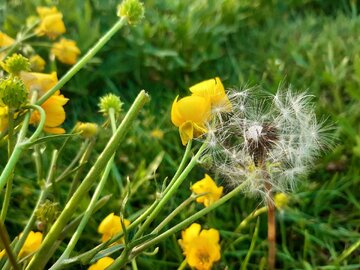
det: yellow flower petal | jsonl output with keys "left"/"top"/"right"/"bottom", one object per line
{"left": 189, "top": 77, "right": 231, "bottom": 112}
{"left": 98, "top": 213, "right": 130, "bottom": 243}
{"left": 88, "top": 257, "right": 114, "bottom": 270}
{"left": 30, "top": 55, "right": 46, "bottom": 72}
{"left": 0, "top": 32, "right": 15, "bottom": 47}
{"left": 20, "top": 71, "right": 58, "bottom": 97}
{"left": 19, "top": 231, "right": 43, "bottom": 258}
{"left": 51, "top": 38, "right": 81, "bottom": 65}
{"left": 36, "top": 11, "right": 66, "bottom": 39}
{"left": 36, "top": 6, "right": 59, "bottom": 19}
{"left": 191, "top": 174, "right": 223, "bottom": 207}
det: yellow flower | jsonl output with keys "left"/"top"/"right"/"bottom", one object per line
{"left": 30, "top": 93, "right": 69, "bottom": 134}
{"left": 98, "top": 213, "right": 130, "bottom": 243}
{"left": 51, "top": 38, "right": 81, "bottom": 65}
{"left": 0, "top": 32, "right": 15, "bottom": 60}
{"left": 88, "top": 257, "right": 114, "bottom": 270}
{"left": 19, "top": 231, "right": 43, "bottom": 258}
{"left": 171, "top": 95, "right": 211, "bottom": 145}
{"left": 20, "top": 71, "right": 58, "bottom": 97}
{"left": 189, "top": 77, "right": 231, "bottom": 112}
{"left": 191, "top": 174, "right": 223, "bottom": 207}
{"left": 0, "top": 249, "right": 5, "bottom": 259}
{"left": 36, "top": 6, "right": 66, "bottom": 39}
{"left": 30, "top": 55, "right": 46, "bottom": 72}
{"left": 150, "top": 128, "right": 164, "bottom": 139}
{"left": 0, "top": 106, "right": 8, "bottom": 133}
{"left": 179, "top": 223, "right": 221, "bottom": 270}
{"left": 274, "top": 193, "right": 289, "bottom": 210}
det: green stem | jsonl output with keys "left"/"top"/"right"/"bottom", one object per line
{"left": 241, "top": 218, "right": 260, "bottom": 270}
{"left": 334, "top": 238, "right": 360, "bottom": 264}
{"left": 108, "top": 178, "right": 251, "bottom": 269}
{"left": 0, "top": 221, "right": 20, "bottom": 270}
{"left": 50, "top": 109, "right": 118, "bottom": 270}
{"left": 235, "top": 206, "right": 267, "bottom": 233}
{"left": 36, "top": 17, "right": 127, "bottom": 105}
{"left": 134, "top": 141, "right": 206, "bottom": 239}
{"left": 25, "top": 90, "right": 149, "bottom": 270}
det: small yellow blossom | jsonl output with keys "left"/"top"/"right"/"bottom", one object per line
{"left": 171, "top": 95, "right": 211, "bottom": 145}
{"left": 0, "top": 106, "right": 9, "bottom": 133}
{"left": 20, "top": 71, "right": 58, "bottom": 97}
{"left": 75, "top": 122, "right": 99, "bottom": 138}
{"left": 150, "top": 128, "right": 164, "bottom": 139}
{"left": 51, "top": 38, "right": 81, "bottom": 65}
{"left": 30, "top": 93, "right": 69, "bottom": 134}
{"left": 191, "top": 174, "right": 223, "bottom": 207}
{"left": 30, "top": 55, "right": 46, "bottom": 72}
{"left": 274, "top": 193, "right": 289, "bottom": 210}
{"left": 36, "top": 6, "right": 66, "bottom": 39}
{"left": 98, "top": 213, "right": 130, "bottom": 243}
{"left": 19, "top": 231, "right": 43, "bottom": 258}
{"left": 179, "top": 223, "right": 221, "bottom": 270}
{"left": 189, "top": 77, "right": 231, "bottom": 111}
{"left": 88, "top": 257, "right": 114, "bottom": 270}
{"left": 0, "top": 32, "right": 15, "bottom": 61}
{"left": 0, "top": 249, "right": 5, "bottom": 259}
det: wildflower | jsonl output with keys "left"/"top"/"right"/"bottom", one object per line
{"left": 0, "top": 32, "right": 15, "bottom": 47}
{"left": 98, "top": 93, "right": 123, "bottom": 116}
{"left": 117, "top": 0, "right": 145, "bottom": 25}
{"left": 36, "top": 6, "right": 66, "bottom": 39}
{"left": 274, "top": 193, "right": 289, "bottom": 210}
{"left": 75, "top": 122, "right": 99, "bottom": 138}
{"left": 0, "top": 106, "right": 8, "bottom": 133}
{"left": 150, "top": 128, "right": 164, "bottom": 139}
{"left": 191, "top": 174, "right": 223, "bottom": 207}
{"left": 20, "top": 71, "right": 58, "bottom": 97}
{"left": 204, "top": 87, "right": 332, "bottom": 199}
{"left": 51, "top": 38, "right": 81, "bottom": 65}
{"left": 0, "top": 76, "right": 28, "bottom": 108}
{"left": 0, "top": 249, "right": 5, "bottom": 259}
{"left": 189, "top": 77, "right": 231, "bottom": 112}
{"left": 98, "top": 213, "right": 130, "bottom": 243}
{"left": 1, "top": 53, "right": 30, "bottom": 75}
{"left": 179, "top": 223, "right": 221, "bottom": 270}
{"left": 171, "top": 95, "right": 211, "bottom": 145}
{"left": 30, "top": 55, "right": 46, "bottom": 72}
{"left": 88, "top": 257, "right": 114, "bottom": 270}
{"left": 19, "top": 231, "right": 43, "bottom": 258}
{"left": 30, "top": 93, "right": 68, "bottom": 134}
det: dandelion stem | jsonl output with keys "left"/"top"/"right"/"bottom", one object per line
{"left": 36, "top": 17, "right": 127, "bottom": 106}
{"left": 265, "top": 183, "right": 276, "bottom": 270}
{"left": 25, "top": 90, "right": 149, "bottom": 270}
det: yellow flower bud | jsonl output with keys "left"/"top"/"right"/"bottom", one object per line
{"left": 117, "top": 0, "right": 145, "bottom": 25}
{"left": 75, "top": 122, "right": 99, "bottom": 138}
{"left": 30, "top": 55, "right": 46, "bottom": 72}
{"left": 274, "top": 193, "right": 289, "bottom": 210}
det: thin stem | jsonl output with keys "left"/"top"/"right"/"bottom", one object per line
{"left": 108, "top": 178, "right": 251, "bottom": 269}
{"left": 0, "top": 221, "right": 20, "bottom": 270}
{"left": 36, "top": 17, "right": 127, "bottom": 105}
{"left": 266, "top": 186, "right": 276, "bottom": 270}
{"left": 134, "top": 142, "right": 206, "bottom": 239}
{"left": 235, "top": 206, "right": 267, "bottom": 233}
{"left": 50, "top": 108, "right": 118, "bottom": 270}
{"left": 241, "top": 218, "right": 260, "bottom": 270}
{"left": 26, "top": 90, "right": 149, "bottom": 270}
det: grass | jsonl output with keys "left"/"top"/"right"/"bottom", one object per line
{"left": 1, "top": 0, "right": 360, "bottom": 269}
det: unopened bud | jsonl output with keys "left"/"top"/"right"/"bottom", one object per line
{"left": 1, "top": 53, "right": 30, "bottom": 75}
{"left": 74, "top": 122, "right": 99, "bottom": 138}
{"left": 98, "top": 93, "right": 123, "bottom": 116}
{"left": 0, "top": 76, "right": 28, "bottom": 108}
{"left": 274, "top": 193, "right": 289, "bottom": 210}
{"left": 117, "top": 0, "right": 145, "bottom": 25}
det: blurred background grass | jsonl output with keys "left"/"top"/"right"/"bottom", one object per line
{"left": 1, "top": 0, "right": 360, "bottom": 269}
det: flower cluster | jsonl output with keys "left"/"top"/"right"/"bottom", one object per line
{"left": 203, "top": 87, "right": 332, "bottom": 199}
{"left": 179, "top": 223, "right": 221, "bottom": 270}
{"left": 171, "top": 77, "right": 230, "bottom": 145}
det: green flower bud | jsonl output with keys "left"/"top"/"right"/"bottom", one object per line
{"left": 0, "top": 76, "right": 28, "bottom": 108}
{"left": 117, "top": 0, "right": 145, "bottom": 25}
{"left": 74, "top": 122, "right": 99, "bottom": 138}
{"left": 274, "top": 193, "right": 289, "bottom": 210}
{"left": 1, "top": 53, "right": 30, "bottom": 75}
{"left": 98, "top": 93, "right": 123, "bottom": 115}
{"left": 35, "top": 200, "right": 60, "bottom": 227}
